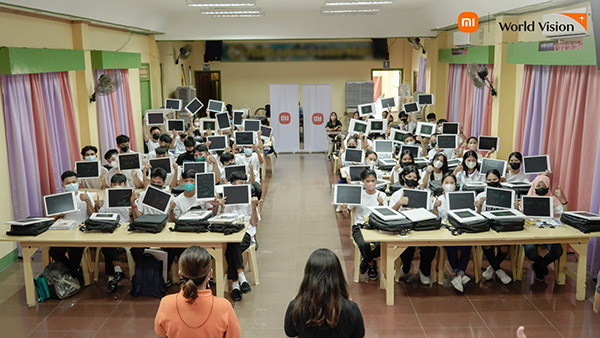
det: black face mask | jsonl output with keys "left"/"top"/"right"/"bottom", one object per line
{"left": 535, "top": 187, "right": 549, "bottom": 196}
{"left": 487, "top": 181, "right": 501, "bottom": 188}
{"left": 180, "top": 134, "right": 187, "bottom": 138}
{"left": 401, "top": 119, "right": 408, "bottom": 123}
{"left": 509, "top": 162, "right": 521, "bottom": 170}
{"left": 430, "top": 142, "right": 437, "bottom": 147}
{"left": 405, "top": 178, "right": 418, "bottom": 188}
{"left": 151, "top": 183, "right": 163, "bottom": 190}
{"left": 120, "top": 146, "right": 129, "bottom": 152}
{"left": 347, "top": 145, "right": 357, "bottom": 149}
{"left": 152, "top": 133, "right": 160, "bottom": 140}
{"left": 401, "top": 161, "right": 415, "bottom": 167}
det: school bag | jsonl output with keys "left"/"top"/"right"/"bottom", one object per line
{"left": 81, "top": 214, "right": 121, "bottom": 233}
{"left": 487, "top": 218, "right": 524, "bottom": 232}
{"left": 34, "top": 274, "right": 51, "bottom": 302}
{"left": 171, "top": 210, "right": 212, "bottom": 233}
{"left": 130, "top": 253, "right": 166, "bottom": 298}
{"left": 6, "top": 218, "right": 54, "bottom": 236}
{"left": 402, "top": 209, "right": 441, "bottom": 231}
{"left": 43, "top": 261, "right": 81, "bottom": 299}
{"left": 128, "top": 214, "right": 168, "bottom": 233}
{"left": 561, "top": 212, "right": 600, "bottom": 233}
{"left": 367, "top": 213, "right": 413, "bottom": 235}
{"left": 448, "top": 215, "right": 490, "bottom": 235}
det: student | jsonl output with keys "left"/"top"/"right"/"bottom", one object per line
{"left": 381, "top": 110, "right": 389, "bottom": 119}
{"left": 352, "top": 111, "right": 360, "bottom": 120}
{"left": 104, "top": 149, "right": 119, "bottom": 171}
{"left": 422, "top": 152, "right": 449, "bottom": 196}
{"left": 390, "top": 150, "right": 416, "bottom": 185}
{"left": 453, "top": 150, "right": 484, "bottom": 186}
{"left": 386, "top": 112, "right": 394, "bottom": 128}
{"left": 284, "top": 248, "right": 365, "bottom": 338}
{"left": 130, "top": 168, "right": 174, "bottom": 219}
{"left": 432, "top": 173, "right": 472, "bottom": 292}
{"left": 397, "top": 111, "right": 415, "bottom": 133}
{"left": 176, "top": 137, "right": 198, "bottom": 165}
{"left": 505, "top": 151, "right": 530, "bottom": 183}
{"left": 144, "top": 125, "right": 162, "bottom": 154}
{"left": 49, "top": 170, "right": 95, "bottom": 284}
{"left": 325, "top": 112, "right": 342, "bottom": 133}
{"left": 147, "top": 134, "right": 175, "bottom": 160}
{"left": 154, "top": 246, "right": 241, "bottom": 338}
{"left": 475, "top": 169, "right": 512, "bottom": 285}
{"left": 218, "top": 152, "right": 235, "bottom": 184}
{"left": 523, "top": 175, "right": 568, "bottom": 281}
{"left": 95, "top": 173, "right": 130, "bottom": 293}
{"left": 173, "top": 132, "right": 191, "bottom": 157}
{"left": 458, "top": 137, "right": 495, "bottom": 160}
{"left": 116, "top": 134, "right": 132, "bottom": 153}
{"left": 342, "top": 169, "right": 387, "bottom": 280}
{"left": 193, "top": 144, "right": 222, "bottom": 184}
{"left": 219, "top": 171, "right": 261, "bottom": 301}
{"left": 135, "top": 146, "right": 179, "bottom": 189}
{"left": 338, "top": 135, "right": 365, "bottom": 169}
{"left": 400, "top": 133, "right": 424, "bottom": 158}
{"left": 232, "top": 135, "right": 264, "bottom": 199}
{"left": 426, "top": 113, "right": 437, "bottom": 122}
{"left": 389, "top": 166, "right": 437, "bottom": 285}
{"left": 78, "top": 145, "right": 108, "bottom": 189}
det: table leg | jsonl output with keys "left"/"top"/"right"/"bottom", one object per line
{"left": 42, "top": 246, "right": 50, "bottom": 266}
{"left": 22, "top": 246, "right": 39, "bottom": 307}
{"left": 570, "top": 243, "right": 588, "bottom": 301}
{"left": 556, "top": 243, "right": 567, "bottom": 285}
{"left": 385, "top": 244, "right": 395, "bottom": 306}
{"left": 437, "top": 248, "right": 446, "bottom": 285}
{"left": 379, "top": 244, "right": 387, "bottom": 290}
{"left": 214, "top": 245, "right": 225, "bottom": 298}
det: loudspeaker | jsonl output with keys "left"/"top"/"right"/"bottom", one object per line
{"left": 204, "top": 41, "right": 223, "bottom": 62}
{"left": 372, "top": 38, "right": 389, "bottom": 60}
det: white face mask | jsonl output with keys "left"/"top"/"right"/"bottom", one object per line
{"left": 194, "top": 122, "right": 200, "bottom": 127}
{"left": 366, "top": 160, "right": 377, "bottom": 167}
{"left": 64, "top": 183, "right": 79, "bottom": 192}
{"left": 110, "top": 161, "right": 118, "bottom": 168}
{"left": 443, "top": 184, "right": 456, "bottom": 192}
{"left": 465, "top": 161, "right": 477, "bottom": 169}
{"left": 433, "top": 160, "right": 443, "bottom": 169}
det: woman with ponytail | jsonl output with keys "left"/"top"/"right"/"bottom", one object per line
{"left": 155, "top": 246, "right": 241, "bottom": 338}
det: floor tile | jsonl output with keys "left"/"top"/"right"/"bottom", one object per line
{"left": 34, "top": 303, "right": 118, "bottom": 331}
{"left": 423, "top": 326, "right": 494, "bottom": 338}
{"left": 489, "top": 326, "right": 563, "bottom": 338}
{"left": 364, "top": 328, "right": 426, "bottom": 337}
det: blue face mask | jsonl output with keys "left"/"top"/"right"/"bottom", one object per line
{"left": 183, "top": 183, "right": 195, "bottom": 192}
{"left": 64, "top": 183, "right": 79, "bottom": 192}
{"left": 405, "top": 141, "right": 415, "bottom": 146}
{"left": 84, "top": 155, "right": 96, "bottom": 161}
{"left": 243, "top": 148, "right": 253, "bottom": 156}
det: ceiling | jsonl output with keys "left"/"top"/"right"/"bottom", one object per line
{"left": 0, "top": 0, "right": 577, "bottom": 40}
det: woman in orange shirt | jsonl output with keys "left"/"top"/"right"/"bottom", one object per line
{"left": 154, "top": 246, "right": 241, "bottom": 338}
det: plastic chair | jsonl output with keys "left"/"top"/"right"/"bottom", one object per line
{"left": 515, "top": 244, "right": 565, "bottom": 282}
{"left": 436, "top": 245, "right": 482, "bottom": 284}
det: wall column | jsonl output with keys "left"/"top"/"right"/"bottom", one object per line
{"left": 427, "top": 32, "right": 449, "bottom": 118}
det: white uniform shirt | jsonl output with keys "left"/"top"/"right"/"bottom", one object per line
{"left": 99, "top": 203, "right": 131, "bottom": 222}
{"left": 80, "top": 166, "right": 109, "bottom": 189}
{"left": 64, "top": 191, "right": 95, "bottom": 222}
{"left": 390, "top": 187, "right": 430, "bottom": 211}
{"left": 456, "top": 169, "right": 484, "bottom": 186}
{"left": 223, "top": 203, "right": 261, "bottom": 239}
{"left": 172, "top": 193, "right": 213, "bottom": 219}
{"left": 107, "top": 168, "right": 139, "bottom": 189}
{"left": 434, "top": 194, "right": 450, "bottom": 220}
{"left": 235, "top": 153, "right": 261, "bottom": 183}
{"left": 348, "top": 190, "right": 388, "bottom": 225}
{"left": 506, "top": 170, "right": 530, "bottom": 183}
{"left": 146, "top": 139, "right": 160, "bottom": 153}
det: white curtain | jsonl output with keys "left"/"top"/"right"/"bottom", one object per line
{"left": 302, "top": 84, "right": 331, "bottom": 152}
{"left": 269, "top": 84, "right": 300, "bottom": 152}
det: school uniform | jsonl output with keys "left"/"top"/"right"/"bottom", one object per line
{"left": 223, "top": 203, "right": 260, "bottom": 280}
{"left": 505, "top": 170, "right": 530, "bottom": 183}
{"left": 428, "top": 148, "right": 457, "bottom": 161}
{"left": 397, "top": 121, "right": 416, "bottom": 133}
{"left": 350, "top": 190, "right": 387, "bottom": 264}
{"left": 132, "top": 168, "right": 179, "bottom": 189}
{"left": 130, "top": 189, "right": 174, "bottom": 264}
{"left": 146, "top": 139, "right": 160, "bottom": 153}
{"left": 436, "top": 194, "right": 471, "bottom": 275}
{"left": 456, "top": 169, "right": 484, "bottom": 186}
{"left": 173, "top": 136, "right": 187, "bottom": 157}
{"left": 79, "top": 166, "right": 109, "bottom": 189}
{"left": 234, "top": 153, "right": 261, "bottom": 183}
{"left": 147, "top": 150, "right": 176, "bottom": 161}
{"left": 106, "top": 167, "right": 139, "bottom": 189}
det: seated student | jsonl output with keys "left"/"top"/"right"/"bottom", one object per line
{"left": 352, "top": 111, "right": 360, "bottom": 120}
{"left": 397, "top": 111, "right": 416, "bottom": 133}
{"left": 176, "top": 137, "right": 197, "bottom": 165}
{"left": 453, "top": 150, "right": 484, "bottom": 186}
{"left": 49, "top": 170, "right": 95, "bottom": 284}
{"left": 193, "top": 144, "right": 222, "bottom": 184}
{"left": 174, "top": 132, "right": 193, "bottom": 158}
{"left": 381, "top": 110, "right": 389, "bottom": 119}
{"left": 219, "top": 171, "right": 261, "bottom": 301}
{"left": 325, "top": 112, "right": 342, "bottom": 134}
{"left": 154, "top": 246, "right": 241, "bottom": 338}
{"left": 284, "top": 248, "right": 365, "bottom": 338}
{"left": 523, "top": 175, "right": 569, "bottom": 281}
{"left": 232, "top": 136, "right": 264, "bottom": 199}
{"left": 147, "top": 134, "right": 174, "bottom": 160}
{"left": 475, "top": 169, "right": 512, "bottom": 285}
{"left": 95, "top": 173, "right": 131, "bottom": 293}
{"left": 505, "top": 151, "right": 530, "bottom": 183}
{"left": 432, "top": 173, "right": 472, "bottom": 292}
{"left": 144, "top": 124, "right": 162, "bottom": 154}
{"left": 400, "top": 133, "right": 425, "bottom": 158}
{"left": 106, "top": 156, "right": 142, "bottom": 190}
{"left": 426, "top": 113, "right": 437, "bottom": 123}
{"left": 78, "top": 145, "right": 108, "bottom": 189}
{"left": 389, "top": 166, "right": 437, "bottom": 285}
{"left": 336, "top": 136, "right": 365, "bottom": 175}
{"left": 116, "top": 134, "right": 132, "bottom": 154}
{"left": 427, "top": 133, "right": 458, "bottom": 161}
{"left": 458, "top": 137, "right": 496, "bottom": 160}
{"left": 134, "top": 147, "right": 180, "bottom": 190}
{"left": 342, "top": 169, "right": 387, "bottom": 280}
{"left": 218, "top": 152, "right": 235, "bottom": 184}
{"left": 422, "top": 152, "right": 449, "bottom": 196}
{"left": 390, "top": 150, "right": 417, "bottom": 185}
{"left": 104, "top": 149, "right": 119, "bottom": 171}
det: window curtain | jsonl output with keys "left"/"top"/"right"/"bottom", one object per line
{"left": 417, "top": 56, "right": 427, "bottom": 92}
{"left": 95, "top": 69, "right": 138, "bottom": 158}
{"left": 373, "top": 76, "right": 382, "bottom": 102}
{"left": 1, "top": 72, "right": 80, "bottom": 219}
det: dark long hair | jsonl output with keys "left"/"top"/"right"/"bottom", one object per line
{"left": 430, "top": 152, "right": 449, "bottom": 180}
{"left": 179, "top": 246, "right": 212, "bottom": 304}
{"left": 291, "top": 249, "right": 349, "bottom": 328}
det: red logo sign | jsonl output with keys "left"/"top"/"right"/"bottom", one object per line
{"left": 458, "top": 12, "right": 479, "bottom": 33}
{"left": 312, "top": 113, "right": 324, "bottom": 125}
{"left": 279, "top": 112, "right": 291, "bottom": 125}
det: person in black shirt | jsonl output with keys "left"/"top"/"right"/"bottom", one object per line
{"left": 176, "top": 136, "right": 197, "bottom": 165}
{"left": 326, "top": 112, "right": 343, "bottom": 152}
{"left": 284, "top": 249, "right": 364, "bottom": 338}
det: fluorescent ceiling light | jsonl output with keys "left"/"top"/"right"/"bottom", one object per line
{"left": 325, "top": 1, "right": 392, "bottom": 5}
{"left": 210, "top": 13, "right": 264, "bottom": 17}
{"left": 202, "top": 9, "right": 262, "bottom": 14}
{"left": 188, "top": 2, "right": 256, "bottom": 7}
{"left": 322, "top": 8, "right": 380, "bottom": 13}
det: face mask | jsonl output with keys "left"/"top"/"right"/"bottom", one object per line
{"left": 196, "top": 156, "right": 206, "bottom": 162}
{"left": 401, "top": 119, "right": 408, "bottom": 123}
{"left": 487, "top": 181, "right": 500, "bottom": 188}
{"left": 366, "top": 160, "right": 377, "bottom": 167}
{"left": 443, "top": 184, "right": 456, "bottom": 192}
{"left": 430, "top": 141, "right": 437, "bottom": 147}
{"left": 180, "top": 134, "right": 187, "bottom": 139}
{"left": 535, "top": 187, "right": 549, "bottom": 196}
{"left": 64, "top": 183, "right": 79, "bottom": 192}
{"left": 509, "top": 162, "right": 520, "bottom": 170}
{"left": 465, "top": 161, "right": 477, "bottom": 169}
{"left": 365, "top": 182, "right": 376, "bottom": 191}
{"left": 151, "top": 183, "right": 163, "bottom": 190}
{"left": 437, "top": 126, "right": 443, "bottom": 133}
{"left": 152, "top": 133, "right": 160, "bottom": 140}
{"left": 243, "top": 148, "right": 253, "bottom": 156}
{"left": 183, "top": 183, "right": 195, "bottom": 192}
{"left": 433, "top": 160, "right": 443, "bottom": 169}
{"left": 110, "top": 161, "right": 118, "bottom": 168}
{"left": 84, "top": 155, "right": 96, "bottom": 161}
{"left": 347, "top": 145, "right": 357, "bottom": 149}
{"left": 405, "top": 141, "right": 415, "bottom": 146}
{"left": 468, "top": 144, "right": 477, "bottom": 151}
{"left": 194, "top": 122, "right": 200, "bottom": 127}
{"left": 120, "top": 146, "right": 129, "bottom": 152}
{"left": 405, "top": 178, "right": 418, "bottom": 188}
{"left": 402, "top": 161, "right": 414, "bottom": 167}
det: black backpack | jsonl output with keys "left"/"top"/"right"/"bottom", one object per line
{"left": 367, "top": 213, "right": 413, "bottom": 235}
{"left": 128, "top": 214, "right": 168, "bottom": 233}
{"left": 131, "top": 253, "right": 166, "bottom": 298}
{"left": 561, "top": 213, "right": 600, "bottom": 233}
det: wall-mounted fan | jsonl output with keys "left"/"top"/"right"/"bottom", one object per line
{"left": 407, "top": 38, "right": 426, "bottom": 54}
{"left": 89, "top": 73, "right": 122, "bottom": 103}
{"left": 467, "top": 62, "right": 497, "bottom": 96}
{"left": 175, "top": 44, "right": 192, "bottom": 64}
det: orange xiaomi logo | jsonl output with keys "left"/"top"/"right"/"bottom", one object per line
{"left": 279, "top": 112, "right": 291, "bottom": 125}
{"left": 458, "top": 12, "right": 479, "bottom": 33}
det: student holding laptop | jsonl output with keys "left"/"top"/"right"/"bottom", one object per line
{"left": 134, "top": 147, "right": 180, "bottom": 190}
{"left": 176, "top": 137, "right": 197, "bottom": 165}
{"left": 505, "top": 152, "right": 531, "bottom": 183}
{"left": 144, "top": 123, "right": 162, "bottom": 154}
{"left": 458, "top": 137, "right": 495, "bottom": 160}
{"left": 522, "top": 175, "right": 569, "bottom": 281}
{"left": 78, "top": 145, "right": 108, "bottom": 190}
{"left": 453, "top": 150, "right": 484, "bottom": 186}
{"left": 422, "top": 152, "right": 449, "bottom": 196}
{"left": 232, "top": 134, "right": 264, "bottom": 199}
{"left": 146, "top": 134, "right": 175, "bottom": 160}
{"left": 104, "top": 149, "right": 119, "bottom": 171}
{"left": 390, "top": 150, "right": 417, "bottom": 185}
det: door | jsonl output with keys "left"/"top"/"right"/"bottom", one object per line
{"left": 140, "top": 63, "right": 152, "bottom": 114}
{"left": 195, "top": 71, "right": 221, "bottom": 117}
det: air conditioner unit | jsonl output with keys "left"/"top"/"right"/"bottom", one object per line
{"left": 453, "top": 30, "right": 483, "bottom": 47}
{"left": 176, "top": 86, "right": 196, "bottom": 107}
{"left": 542, "top": 8, "right": 589, "bottom": 39}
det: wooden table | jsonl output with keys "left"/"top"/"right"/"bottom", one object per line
{"left": 0, "top": 223, "right": 246, "bottom": 307}
{"left": 361, "top": 224, "right": 591, "bottom": 305}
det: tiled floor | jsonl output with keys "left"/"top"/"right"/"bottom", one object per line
{"left": 0, "top": 154, "right": 599, "bottom": 337}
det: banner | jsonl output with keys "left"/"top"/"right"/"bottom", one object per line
{"left": 223, "top": 42, "right": 377, "bottom": 62}
{"left": 302, "top": 84, "right": 331, "bottom": 152}
{"left": 270, "top": 84, "right": 300, "bottom": 152}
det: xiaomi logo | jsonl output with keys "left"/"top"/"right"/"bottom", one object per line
{"left": 458, "top": 12, "right": 479, "bottom": 33}
{"left": 279, "top": 112, "right": 291, "bottom": 125}
{"left": 312, "top": 113, "right": 324, "bottom": 125}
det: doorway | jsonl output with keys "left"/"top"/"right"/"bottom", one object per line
{"left": 139, "top": 63, "right": 152, "bottom": 114}
{"left": 371, "top": 68, "right": 403, "bottom": 116}
{"left": 194, "top": 71, "right": 222, "bottom": 117}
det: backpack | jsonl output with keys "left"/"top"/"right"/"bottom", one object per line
{"left": 34, "top": 274, "right": 51, "bottom": 302}
{"left": 128, "top": 214, "right": 168, "bottom": 233}
{"left": 368, "top": 213, "right": 413, "bottom": 235}
{"left": 130, "top": 253, "right": 166, "bottom": 298}
{"left": 43, "top": 261, "right": 81, "bottom": 299}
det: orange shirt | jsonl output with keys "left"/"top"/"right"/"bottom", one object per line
{"left": 154, "top": 289, "right": 241, "bottom": 338}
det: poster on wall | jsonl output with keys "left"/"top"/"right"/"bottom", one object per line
{"left": 270, "top": 84, "right": 300, "bottom": 152}
{"left": 303, "top": 84, "right": 331, "bottom": 152}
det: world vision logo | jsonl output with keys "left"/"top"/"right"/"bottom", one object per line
{"left": 458, "top": 12, "right": 479, "bottom": 33}
{"left": 498, "top": 12, "right": 587, "bottom": 32}
{"left": 312, "top": 113, "right": 324, "bottom": 125}
{"left": 279, "top": 112, "right": 291, "bottom": 125}
{"left": 559, "top": 12, "right": 587, "bottom": 30}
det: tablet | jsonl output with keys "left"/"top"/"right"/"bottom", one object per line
{"left": 348, "top": 165, "right": 370, "bottom": 182}
{"left": 207, "top": 99, "right": 225, "bottom": 114}
{"left": 446, "top": 191, "right": 476, "bottom": 211}
{"left": 416, "top": 122, "right": 435, "bottom": 137}
{"left": 523, "top": 155, "right": 550, "bottom": 174}
{"left": 480, "top": 158, "right": 507, "bottom": 177}
{"left": 521, "top": 196, "right": 554, "bottom": 218}
{"left": 44, "top": 192, "right": 78, "bottom": 217}
{"left": 165, "top": 98, "right": 182, "bottom": 111}
{"left": 484, "top": 187, "right": 515, "bottom": 210}
{"left": 374, "top": 140, "right": 394, "bottom": 154}
{"left": 207, "top": 135, "right": 228, "bottom": 151}
{"left": 146, "top": 111, "right": 165, "bottom": 126}
{"left": 106, "top": 188, "right": 133, "bottom": 208}
{"left": 224, "top": 164, "right": 248, "bottom": 181}
{"left": 149, "top": 157, "right": 172, "bottom": 174}
{"left": 185, "top": 97, "right": 204, "bottom": 115}
{"left": 390, "top": 129, "right": 407, "bottom": 144}
{"left": 448, "top": 209, "right": 485, "bottom": 222}
{"left": 141, "top": 185, "right": 172, "bottom": 213}
{"left": 436, "top": 135, "right": 457, "bottom": 149}
{"left": 333, "top": 184, "right": 362, "bottom": 206}
{"left": 183, "top": 162, "right": 206, "bottom": 174}
{"left": 402, "top": 189, "right": 431, "bottom": 209}
{"left": 167, "top": 119, "right": 185, "bottom": 132}
{"left": 369, "top": 119, "right": 387, "bottom": 134}
{"left": 400, "top": 145, "right": 420, "bottom": 159}
{"left": 348, "top": 118, "right": 369, "bottom": 135}
{"left": 196, "top": 172, "right": 215, "bottom": 202}
{"left": 417, "top": 94, "right": 435, "bottom": 106}
{"left": 482, "top": 209, "right": 525, "bottom": 219}
{"left": 381, "top": 97, "right": 396, "bottom": 109}
{"left": 358, "top": 102, "right": 376, "bottom": 117}
{"left": 118, "top": 153, "right": 142, "bottom": 171}
{"left": 403, "top": 102, "right": 419, "bottom": 113}
{"left": 75, "top": 161, "right": 101, "bottom": 179}
{"left": 478, "top": 136, "right": 499, "bottom": 151}
{"left": 223, "top": 184, "right": 251, "bottom": 205}
{"left": 563, "top": 211, "right": 600, "bottom": 221}
{"left": 6, "top": 217, "right": 54, "bottom": 226}
{"left": 401, "top": 208, "right": 437, "bottom": 222}
{"left": 200, "top": 118, "right": 217, "bottom": 131}
{"left": 243, "top": 119, "right": 261, "bottom": 132}
{"left": 233, "top": 110, "right": 244, "bottom": 126}
{"left": 344, "top": 148, "right": 364, "bottom": 163}
{"left": 235, "top": 131, "right": 254, "bottom": 146}
{"left": 368, "top": 206, "right": 405, "bottom": 221}
{"left": 378, "top": 158, "right": 397, "bottom": 167}
{"left": 216, "top": 112, "right": 231, "bottom": 130}
{"left": 260, "top": 125, "right": 272, "bottom": 139}
{"left": 90, "top": 213, "right": 119, "bottom": 222}
{"left": 442, "top": 122, "right": 459, "bottom": 135}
